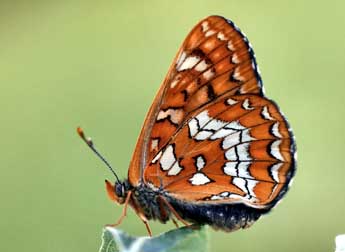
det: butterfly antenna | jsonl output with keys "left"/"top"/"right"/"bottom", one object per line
{"left": 77, "top": 127, "right": 121, "bottom": 183}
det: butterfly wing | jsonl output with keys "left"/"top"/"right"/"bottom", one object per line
{"left": 129, "top": 16, "right": 263, "bottom": 186}
{"left": 144, "top": 94, "right": 296, "bottom": 209}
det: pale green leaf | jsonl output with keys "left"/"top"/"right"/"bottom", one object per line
{"left": 99, "top": 225, "right": 208, "bottom": 252}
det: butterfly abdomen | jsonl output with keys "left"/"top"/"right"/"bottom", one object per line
{"left": 171, "top": 199, "right": 269, "bottom": 232}
{"left": 168, "top": 197, "right": 270, "bottom": 232}
{"left": 133, "top": 183, "right": 269, "bottom": 231}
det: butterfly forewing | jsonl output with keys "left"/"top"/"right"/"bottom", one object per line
{"left": 129, "top": 16, "right": 264, "bottom": 186}
{"left": 144, "top": 94, "right": 295, "bottom": 209}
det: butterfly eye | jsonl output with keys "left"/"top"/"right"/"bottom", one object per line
{"left": 115, "top": 182, "right": 125, "bottom": 198}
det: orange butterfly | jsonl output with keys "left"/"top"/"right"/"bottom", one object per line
{"left": 78, "top": 15, "right": 296, "bottom": 236}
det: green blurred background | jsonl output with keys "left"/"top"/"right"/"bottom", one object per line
{"left": 1, "top": 1, "right": 344, "bottom": 251}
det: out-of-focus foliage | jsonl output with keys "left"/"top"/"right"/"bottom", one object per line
{"left": 0, "top": 1, "right": 344, "bottom": 252}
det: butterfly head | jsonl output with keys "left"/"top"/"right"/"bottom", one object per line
{"left": 105, "top": 179, "right": 131, "bottom": 204}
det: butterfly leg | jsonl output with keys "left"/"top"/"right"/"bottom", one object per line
{"left": 125, "top": 196, "right": 153, "bottom": 237}
{"left": 142, "top": 219, "right": 152, "bottom": 237}
{"left": 158, "top": 195, "right": 191, "bottom": 227}
{"left": 107, "top": 191, "right": 132, "bottom": 227}
{"left": 157, "top": 197, "right": 179, "bottom": 228}
{"left": 172, "top": 218, "right": 179, "bottom": 228}
{"left": 134, "top": 209, "right": 153, "bottom": 236}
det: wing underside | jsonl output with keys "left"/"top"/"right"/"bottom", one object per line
{"left": 129, "top": 15, "right": 265, "bottom": 186}
{"left": 144, "top": 94, "right": 295, "bottom": 208}
{"left": 128, "top": 16, "right": 295, "bottom": 209}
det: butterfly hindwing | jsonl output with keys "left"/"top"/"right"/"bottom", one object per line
{"left": 129, "top": 16, "right": 264, "bottom": 186}
{"left": 144, "top": 94, "right": 295, "bottom": 209}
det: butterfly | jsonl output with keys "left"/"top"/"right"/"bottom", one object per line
{"left": 78, "top": 15, "right": 296, "bottom": 236}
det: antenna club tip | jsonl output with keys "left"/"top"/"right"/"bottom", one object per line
{"left": 77, "top": 126, "right": 93, "bottom": 146}
{"left": 77, "top": 127, "right": 85, "bottom": 138}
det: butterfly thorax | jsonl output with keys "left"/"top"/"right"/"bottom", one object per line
{"left": 131, "top": 182, "right": 171, "bottom": 223}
